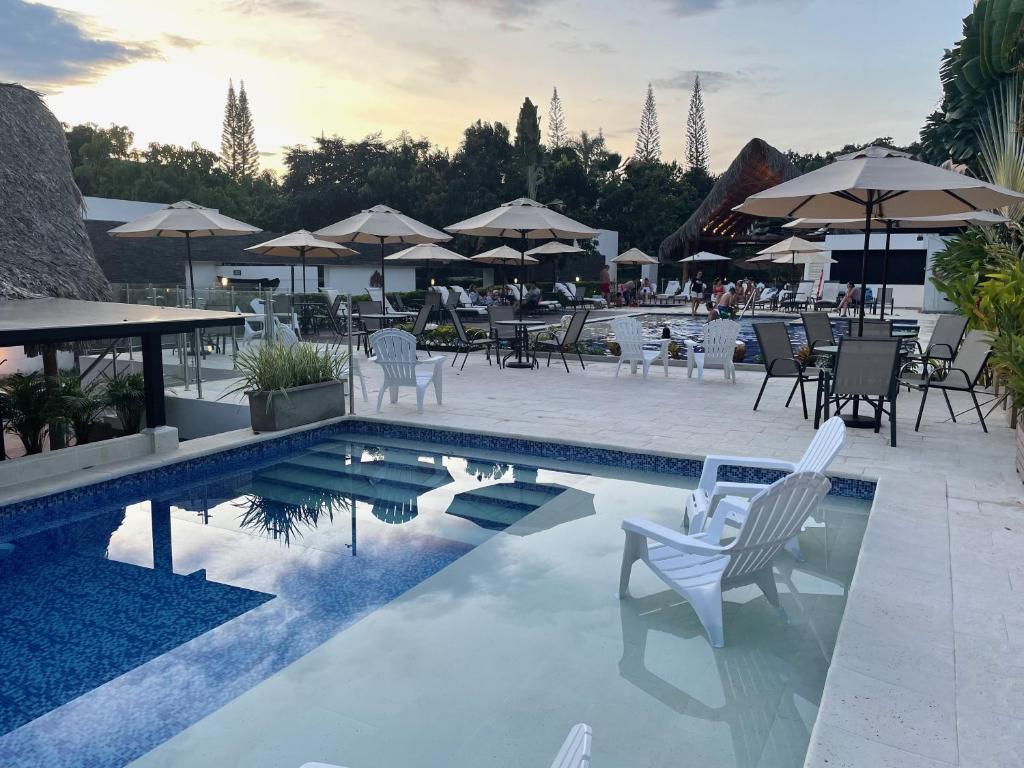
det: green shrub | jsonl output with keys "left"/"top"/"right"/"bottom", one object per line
{"left": 103, "top": 372, "right": 146, "bottom": 434}
{"left": 60, "top": 371, "right": 106, "bottom": 445}
{"left": 226, "top": 343, "right": 348, "bottom": 404}
{"left": 0, "top": 372, "right": 55, "bottom": 454}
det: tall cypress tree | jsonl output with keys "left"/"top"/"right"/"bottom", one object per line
{"left": 236, "top": 80, "right": 259, "bottom": 181}
{"left": 686, "top": 74, "right": 710, "bottom": 172}
{"left": 634, "top": 83, "right": 661, "bottom": 164}
{"left": 220, "top": 80, "right": 238, "bottom": 176}
{"left": 548, "top": 87, "right": 567, "bottom": 148}
{"left": 514, "top": 97, "right": 542, "bottom": 198}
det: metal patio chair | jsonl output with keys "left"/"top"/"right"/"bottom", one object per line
{"left": 902, "top": 329, "right": 993, "bottom": 434}
{"left": 752, "top": 321, "right": 818, "bottom": 419}
{"left": 534, "top": 310, "right": 591, "bottom": 372}
{"left": 823, "top": 336, "right": 902, "bottom": 446}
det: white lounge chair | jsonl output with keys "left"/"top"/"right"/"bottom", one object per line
{"left": 611, "top": 316, "right": 669, "bottom": 379}
{"left": 366, "top": 286, "right": 383, "bottom": 303}
{"left": 299, "top": 722, "right": 592, "bottom": 768}
{"left": 368, "top": 328, "right": 444, "bottom": 414}
{"left": 554, "top": 281, "right": 578, "bottom": 308}
{"left": 815, "top": 282, "right": 842, "bottom": 310}
{"left": 685, "top": 416, "right": 846, "bottom": 559}
{"left": 620, "top": 471, "right": 832, "bottom": 647}
{"left": 684, "top": 318, "right": 739, "bottom": 383}
{"left": 507, "top": 283, "right": 561, "bottom": 312}
{"left": 560, "top": 282, "right": 606, "bottom": 309}
{"left": 656, "top": 280, "right": 680, "bottom": 302}
{"left": 449, "top": 285, "right": 489, "bottom": 316}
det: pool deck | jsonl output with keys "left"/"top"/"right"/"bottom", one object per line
{"left": 5, "top": 308, "right": 1022, "bottom": 767}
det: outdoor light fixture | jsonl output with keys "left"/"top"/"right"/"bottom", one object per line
{"left": 513, "top": 277, "right": 519, "bottom": 284}
{"left": 430, "top": 277, "right": 436, "bottom": 286}
{"left": 575, "top": 275, "right": 580, "bottom": 283}
{"left": 220, "top": 276, "right": 229, "bottom": 286}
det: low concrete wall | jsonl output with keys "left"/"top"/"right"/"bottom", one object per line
{"left": 0, "top": 427, "right": 178, "bottom": 490}
{"left": 166, "top": 393, "right": 251, "bottom": 439}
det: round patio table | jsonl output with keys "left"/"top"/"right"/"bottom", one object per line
{"left": 494, "top": 319, "right": 545, "bottom": 369}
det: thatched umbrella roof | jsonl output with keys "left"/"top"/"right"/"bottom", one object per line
{"left": 0, "top": 84, "right": 111, "bottom": 301}
{"left": 658, "top": 138, "right": 801, "bottom": 262}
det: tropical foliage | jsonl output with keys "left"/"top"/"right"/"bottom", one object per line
{"left": 102, "top": 372, "right": 146, "bottom": 435}
{"left": 228, "top": 342, "right": 348, "bottom": 398}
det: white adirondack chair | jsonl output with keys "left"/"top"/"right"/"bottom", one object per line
{"left": 684, "top": 318, "right": 740, "bottom": 383}
{"left": 685, "top": 416, "right": 846, "bottom": 559}
{"left": 369, "top": 329, "right": 445, "bottom": 413}
{"left": 611, "top": 316, "right": 669, "bottom": 379}
{"left": 656, "top": 280, "right": 680, "bottom": 301}
{"left": 550, "top": 723, "right": 592, "bottom": 768}
{"left": 620, "top": 471, "right": 832, "bottom": 647}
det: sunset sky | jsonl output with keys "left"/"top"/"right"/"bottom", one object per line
{"left": 2, "top": 0, "right": 970, "bottom": 173}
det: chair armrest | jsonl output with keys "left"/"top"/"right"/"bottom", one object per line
{"left": 710, "top": 481, "right": 769, "bottom": 498}
{"left": 659, "top": 338, "right": 670, "bottom": 356}
{"left": 683, "top": 339, "right": 699, "bottom": 349}
{"left": 419, "top": 355, "right": 447, "bottom": 365}
{"left": 621, "top": 518, "right": 727, "bottom": 554}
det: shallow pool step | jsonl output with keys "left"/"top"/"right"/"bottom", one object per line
{"left": 462, "top": 481, "right": 565, "bottom": 509}
{"left": 246, "top": 475, "right": 426, "bottom": 522}
{"left": 444, "top": 496, "right": 533, "bottom": 530}
{"left": 253, "top": 465, "right": 439, "bottom": 506}
{"left": 313, "top": 441, "right": 449, "bottom": 472}
{"left": 280, "top": 453, "right": 452, "bottom": 490}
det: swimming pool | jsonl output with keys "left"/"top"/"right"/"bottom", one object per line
{"left": 0, "top": 421, "right": 873, "bottom": 768}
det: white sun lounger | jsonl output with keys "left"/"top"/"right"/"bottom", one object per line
{"left": 656, "top": 280, "right": 680, "bottom": 301}
{"left": 620, "top": 472, "right": 832, "bottom": 647}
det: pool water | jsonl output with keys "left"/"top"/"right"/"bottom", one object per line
{"left": 0, "top": 428, "right": 871, "bottom": 768}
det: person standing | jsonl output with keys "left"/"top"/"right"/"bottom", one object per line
{"left": 599, "top": 266, "right": 611, "bottom": 304}
{"left": 689, "top": 271, "right": 706, "bottom": 316}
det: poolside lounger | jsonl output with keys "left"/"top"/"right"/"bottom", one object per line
{"left": 621, "top": 472, "right": 832, "bottom": 647}
{"left": 611, "top": 316, "right": 668, "bottom": 380}
{"left": 656, "top": 280, "right": 680, "bottom": 302}
{"left": 369, "top": 329, "right": 445, "bottom": 414}
{"left": 684, "top": 415, "right": 846, "bottom": 560}
{"left": 684, "top": 318, "right": 739, "bottom": 384}
{"left": 815, "top": 282, "right": 841, "bottom": 310}
{"left": 449, "top": 285, "right": 489, "bottom": 316}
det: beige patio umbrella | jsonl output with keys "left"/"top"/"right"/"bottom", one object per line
{"left": 446, "top": 198, "right": 598, "bottom": 322}
{"left": 747, "top": 251, "right": 835, "bottom": 265}
{"left": 315, "top": 204, "right": 450, "bottom": 314}
{"left": 472, "top": 245, "right": 538, "bottom": 293}
{"left": 783, "top": 212, "right": 1010, "bottom": 317}
{"left": 611, "top": 248, "right": 658, "bottom": 265}
{"left": 733, "top": 145, "right": 1024, "bottom": 330}
{"left": 524, "top": 241, "right": 585, "bottom": 257}
{"left": 678, "top": 250, "right": 729, "bottom": 263}
{"left": 386, "top": 243, "right": 471, "bottom": 293}
{"left": 244, "top": 230, "right": 357, "bottom": 292}
{"left": 108, "top": 200, "right": 261, "bottom": 308}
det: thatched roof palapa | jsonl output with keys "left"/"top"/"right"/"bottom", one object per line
{"left": 0, "top": 84, "right": 111, "bottom": 301}
{"left": 659, "top": 138, "right": 801, "bottom": 262}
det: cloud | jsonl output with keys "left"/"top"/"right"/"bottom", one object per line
{"left": 425, "top": 0, "right": 544, "bottom": 20}
{"left": 162, "top": 34, "right": 202, "bottom": 50}
{"left": 224, "top": 0, "right": 332, "bottom": 17}
{"left": 654, "top": 69, "right": 742, "bottom": 93}
{"left": 563, "top": 40, "right": 615, "bottom": 55}
{"left": 656, "top": 0, "right": 804, "bottom": 17}
{"left": 0, "top": 0, "right": 158, "bottom": 89}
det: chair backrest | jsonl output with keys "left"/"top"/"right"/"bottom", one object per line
{"left": 752, "top": 322, "right": 800, "bottom": 376}
{"left": 489, "top": 304, "right": 516, "bottom": 340}
{"left": 250, "top": 298, "right": 265, "bottom": 314}
{"left": 450, "top": 286, "right": 473, "bottom": 307}
{"left": 723, "top": 472, "right": 832, "bottom": 581}
{"left": 801, "top": 311, "right": 835, "bottom": 349}
{"left": 820, "top": 283, "right": 841, "bottom": 302}
{"left": 554, "top": 282, "right": 574, "bottom": 300}
{"left": 368, "top": 329, "right": 418, "bottom": 384}
{"left": 853, "top": 319, "right": 892, "bottom": 338}
{"left": 411, "top": 304, "right": 432, "bottom": 335}
{"left": 444, "top": 288, "right": 460, "bottom": 309}
{"left": 663, "top": 280, "right": 680, "bottom": 295}
{"left": 795, "top": 416, "right": 846, "bottom": 473}
{"left": 928, "top": 314, "right": 969, "bottom": 360}
{"left": 611, "top": 316, "right": 647, "bottom": 360}
{"left": 273, "top": 319, "right": 300, "bottom": 348}
{"left": 390, "top": 292, "right": 406, "bottom": 311}
{"left": 793, "top": 281, "right": 813, "bottom": 298}
{"left": 550, "top": 723, "right": 592, "bottom": 768}
{"left": 832, "top": 337, "right": 901, "bottom": 397}
{"left": 423, "top": 290, "right": 441, "bottom": 308}
{"left": 272, "top": 293, "right": 292, "bottom": 314}
{"left": 507, "top": 284, "right": 524, "bottom": 301}
{"left": 560, "top": 310, "right": 590, "bottom": 346}
{"left": 367, "top": 286, "right": 383, "bottom": 303}
{"left": 947, "top": 330, "right": 993, "bottom": 388}
{"left": 448, "top": 307, "right": 471, "bottom": 343}
{"left": 357, "top": 300, "right": 383, "bottom": 331}
{"left": 703, "top": 319, "right": 741, "bottom": 362}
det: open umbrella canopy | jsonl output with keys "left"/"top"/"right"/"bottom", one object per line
{"left": 314, "top": 204, "right": 450, "bottom": 244}
{"left": 445, "top": 197, "right": 599, "bottom": 239}
{"left": 783, "top": 211, "right": 1010, "bottom": 230}
{"left": 108, "top": 200, "right": 261, "bottom": 238}
{"left": 612, "top": 248, "right": 658, "bottom": 265}
{"left": 244, "top": 230, "right": 357, "bottom": 293}
{"left": 756, "top": 236, "right": 825, "bottom": 256}
{"left": 524, "top": 241, "right": 585, "bottom": 256}
{"left": 678, "top": 251, "right": 729, "bottom": 263}
{"left": 747, "top": 251, "right": 835, "bottom": 265}
{"left": 471, "top": 246, "right": 539, "bottom": 265}
{"left": 384, "top": 243, "right": 471, "bottom": 262}
{"left": 733, "top": 146, "right": 1024, "bottom": 220}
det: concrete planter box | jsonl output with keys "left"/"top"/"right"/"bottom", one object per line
{"left": 247, "top": 380, "right": 346, "bottom": 432}
{"left": 1017, "top": 419, "right": 1024, "bottom": 482}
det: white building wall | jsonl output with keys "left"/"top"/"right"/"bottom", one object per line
{"left": 323, "top": 265, "right": 417, "bottom": 295}
{"left": 0, "top": 346, "right": 74, "bottom": 375}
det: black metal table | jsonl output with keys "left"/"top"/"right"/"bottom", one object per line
{"left": 494, "top": 320, "right": 545, "bottom": 369}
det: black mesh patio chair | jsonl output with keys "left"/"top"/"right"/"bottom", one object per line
{"left": 390, "top": 292, "right": 408, "bottom": 312}
{"left": 444, "top": 289, "right": 460, "bottom": 311}
{"left": 411, "top": 304, "right": 433, "bottom": 352}
{"left": 533, "top": 310, "right": 590, "bottom": 372}
{"left": 800, "top": 311, "right": 835, "bottom": 352}
{"left": 907, "top": 313, "right": 968, "bottom": 369}
{"left": 488, "top": 304, "right": 516, "bottom": 366}
{"left": 447, "top": 308, "right": 495, "bottom": 371}
{"left": 902, "top": 330, "right": 992, "bottom": 434}
{"left": 849, "top": 318, "right": 892, "bottom": 337}
{"left": 752, "top": 321, "right": 818, "bottom": 419}
{"left": 356, "top": 300, "right": 383, "bottom": 356}
{"left": 825, "top": 337, "right": 902, "bottom": 446}
{"left": 423, "top": 289, "right": 442, "bottom": 323}
{"left": 870, "top": 287, "right": 894, "bottom": 315}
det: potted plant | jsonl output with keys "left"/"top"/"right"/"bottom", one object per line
{"left": 103, "top": 372, "right": 146, "bottom": 434}
{"left": 228, "top": 342, "right": 348, "bottom": 432}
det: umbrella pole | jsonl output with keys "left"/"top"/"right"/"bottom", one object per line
{"left": 186, "top": 232, "right": 197, "bottom": 309}
{"left": 290, "top": 265, "right": 295, "bottom": 293}
{"left": 857, "top": 192, "right": 875, "bottom": 336}
{"left": 379, "top": 238, "right": 386, "bottom": 315}
{"left": 879, "top": 222, "right": 892, "bottom": 320}
{"left": 302, "top": 247, "right": 308, "bottom": 293}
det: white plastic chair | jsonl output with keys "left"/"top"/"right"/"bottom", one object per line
{"left": 611, "top": 316, "right": 669, "bottom": 380}
{"left": 656, "top": 280, "right": 680, "bottom": 301}
{"left": 684, "top": 318, "right": 739, "bottom": 383}
{"left": 685, "top": 416, "right": 846, "bottom": 559}
{"left": 237, "top": 305, "right": 265, "bottom": 343}
{"left": 620, "top": 472, "right": 832, "bottom": 647}
{"left": 368, "top": 329, "right": 445, "bottom": 413}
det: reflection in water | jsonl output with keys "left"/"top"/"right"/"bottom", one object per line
{"left": 234, "top": 490, "right": 348, "bottom": 546}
